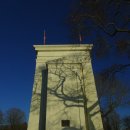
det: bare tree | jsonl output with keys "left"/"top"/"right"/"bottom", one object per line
{"left": 123, "top": 116, "right": 130, "bottom": 130}
{"left": 68, "top": 1, "right": 130, "bottom": 128}
{"left": 102, "top": 111, "right": 120, "bottom": 130}
{"left": 0, "top": 110, "right": 4, "bottom": 130}
{"left": 96, "top": 74, "right": 130, "bottom": 118}
{"left": 6, "top": 108, "right": 26, "bottom": 130}
{"left": 95, "top": 73, "right": 130, "bottom": 130}
{"left": 0, "top": 110, "right": 3, "bottom": 124}
{"left": 68, "top": 0, "right": 130, "bottom": 76}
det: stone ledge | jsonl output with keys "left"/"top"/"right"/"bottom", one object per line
{"left": 33, "top": 44, "right": 93, "bottom": 51}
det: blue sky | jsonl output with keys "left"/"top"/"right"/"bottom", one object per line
{"left": 0, "top": 0, "right": 76, "bottom": 119}
{"left": 0, "top": 0, "right": 130, "bottom": 121}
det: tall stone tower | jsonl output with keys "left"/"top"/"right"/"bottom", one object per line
{"left": 28, "top": 44, "right": 104, "bottom": 130}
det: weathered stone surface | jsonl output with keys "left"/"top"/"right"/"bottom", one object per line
{"left": 28, "top": 44, "right": 104, "bottom": 130}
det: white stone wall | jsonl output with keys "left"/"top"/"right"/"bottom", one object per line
{"left": 27, "top": 45, "right": 104, "bottom": 130}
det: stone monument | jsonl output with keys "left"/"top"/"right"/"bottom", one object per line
{"left": 27, "top": 44, "right": 104, "bottom": 130}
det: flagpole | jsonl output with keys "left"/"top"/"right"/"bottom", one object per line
{"left": 44, "top": 30, "right": 46, "bottom": 45}
{"left": 79, "top": 32, "right": 82, "bottom": 45}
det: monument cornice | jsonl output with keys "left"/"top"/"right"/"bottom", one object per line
{"left": 33, "top": 44, "right": 93, "bottom": 52}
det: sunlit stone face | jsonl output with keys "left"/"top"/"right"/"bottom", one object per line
{"left": 27, "top": 45, "right": 104, "bottom": 130}
{"left": 46, "top": 63, "right": 85, "bottom": 130}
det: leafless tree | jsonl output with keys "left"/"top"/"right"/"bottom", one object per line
{"left": 102, "top": 111, "right": 120, "bottom": 130}
{"left": 96, "top": 74, "right": 130, "bottom": 118}
{"left": 95, "top": 73, "right": 130, "bottom": 130}
{"left": 122, "top": 116, "right": 130, "bottom": 130}
{"left": 68, "top": 0, "right": 130, "bottom": 77}
{"left": 68, "top": 2, "right": 130, "bottom": 128}
{"left": 0, "top": 110, "right": 4, "bottom": 130}
{"left": 6, "top": 108, "right": 26, "bottom": 130}
{"left": 0, "top": 110, "right": 3, "bottom": 125}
